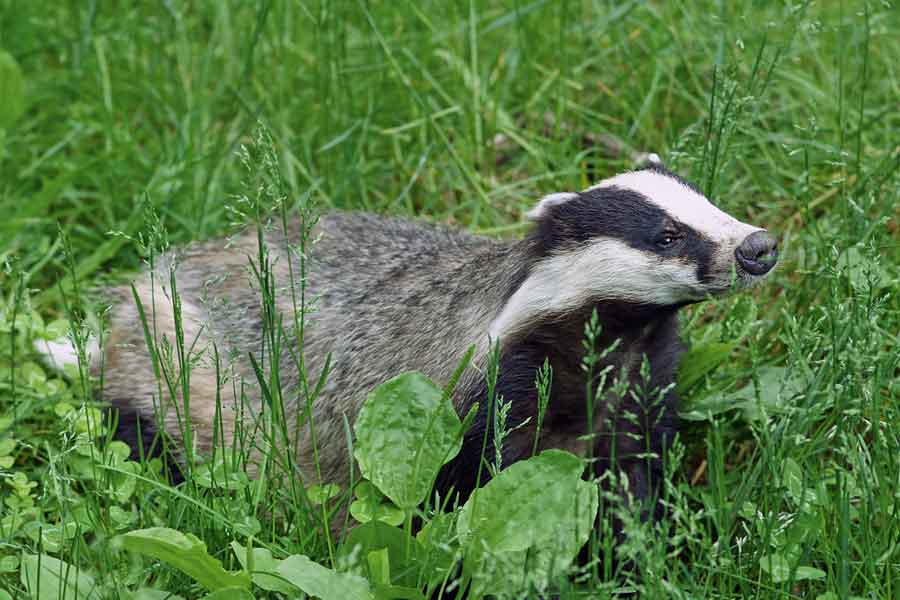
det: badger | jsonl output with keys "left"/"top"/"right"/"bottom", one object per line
{"left": 41, "top": 157, "right": 777, "bottom": 518}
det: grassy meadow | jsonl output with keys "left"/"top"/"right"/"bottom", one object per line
{"left": 1, "top": 0, "right": 898, "bottom": 598}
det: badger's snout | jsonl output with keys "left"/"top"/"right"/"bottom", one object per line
{"left": 735, "top": 230, "right": 778, "bottom": 276}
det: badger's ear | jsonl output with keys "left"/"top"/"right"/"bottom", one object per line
{"left": 525, "top": 192, "right": 579, "bottom": 221}
{"left": 635, "top": 152, "right": 665, "bottom": 169}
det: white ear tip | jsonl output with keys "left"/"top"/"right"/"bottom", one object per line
{"left": 524, "top": 206, "right": 543, "bottom": 221}
{"left": 526, "top": 192, "right": 579, "bottom": 221}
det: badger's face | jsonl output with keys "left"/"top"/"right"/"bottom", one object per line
{"left": 529, "top": 163, "right": 778, "bottom": 303}
{"left": 490, "top": 163, "right": 777, "bottom": 340}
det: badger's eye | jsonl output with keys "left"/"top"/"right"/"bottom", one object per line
{"left": 656, "top": 233, "right": 680, "bottom": 248}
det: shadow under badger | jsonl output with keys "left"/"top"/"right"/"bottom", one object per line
{"left": 65, "top": 159, "right": 777, "bottom": 531}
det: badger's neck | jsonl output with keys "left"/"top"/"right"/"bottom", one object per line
{"left": 455, "top": 234, "right": 682, "bottom": 386}
{"left": 485, "top": 234, "right": 682, "bottom": 348}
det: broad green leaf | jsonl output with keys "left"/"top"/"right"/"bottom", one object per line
{"left": 121, "top": 528, "right": 251, "bottom": 591}
{"left": 20, "top": 361, "right": 47, "bottom": 387}
{"left": 354, "top": 372, "right": 463, "bottom": 509}
{"left": 676, "top": 341, "right": 737, "bottom": 396}
{"left": 0, "top": 438, "right": 17, "bottom": 456}
{"left": 0, "top": 50, "right": 25, "bottom": 130}
{"left": 307, "top": 483, "right": 341, "bottom": 505}
{"left": 457, "top": 450, "right": 597, "bottom": 597}
{"left": 681, "top": 365, "right": 808, "bottom": 422}
{"left": 349, "top": 498, "right": 406, "bottom": 526}
{"left": 194, "top": 459, "right": 250, "bottom": 491}
{"left": 275, "top": 554, "right": 374, "bottom": 600}
{"left": 21, "top": 554, "right": 100, "bottom": 600}
{"left": 415, "top": 512, "right": 458, "bottom": 585}
{"left": 107, "top": 440, "right": 132, "bottom": 461}
{"left": 111, "top": 460, "right": 141, "bottom": 503}
{"left": 794, "top": 566, "right": 827, "bottom": 581}
{"left": 199, "top": 588, "right": 255, "bottom": 600}
{"left": 372, "top": 584, "right": 426, "bottom": 600}
{"left": 230, "top": 542, "right": 297, "bottom": 595}
{"left": 41, "top": 319, "right": 71, "bottom": 341}
{"left": 22, "top": 521, "right": 79, "bottom": 554}
{"left": 0, "top": 555, "right": 18, "bottom": 573}
{"left": 782, "top": 457, "right": 805, "bottom": 504}
{"left": 349, "top": 482, "right": 406, "bottom": 525}
{"left": 0, "top": 590, "right": 11, "bottom": 600}
{"left": 783, "top": 510, "right": 821, "bottom": 549}
{"left": 679, "top": 393, "right": 742, "bottom": 421}
{"left": 338, "top": 521, "right": 429, "bottom": 588}
{"left": 128, "top": 590, "right": 185, "bottom": 600}
{"left": 759, "top": 554, "right": 790, "bottom": 582}
{"left": 735, "top": 366, "right": 808, "bottom": 422}
{"left": 233, "top": 517, "right": 262, "bottom": 539}
{"left": 367, "top": 548, "right": 391, "bottom": 586}
{"left": 761, "top": 553, "right": 825, "bottom": 583}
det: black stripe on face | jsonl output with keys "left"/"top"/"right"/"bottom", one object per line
{"left": 529, "top": 186, "right": 716, "bottom": 285}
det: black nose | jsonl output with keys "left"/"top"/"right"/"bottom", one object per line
{"left": 735, "top": 230, "right": 778, "bottom": 276}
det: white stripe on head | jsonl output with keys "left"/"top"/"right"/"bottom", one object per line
{"left": 488, "top": 238, "right": 700, "bottom": 341}
{"left": 588, "top": 170, "right": 761, "bottom": 244}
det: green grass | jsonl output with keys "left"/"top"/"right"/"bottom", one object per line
{"left": 1, "top": 0, "right": 898, "bottom": 597}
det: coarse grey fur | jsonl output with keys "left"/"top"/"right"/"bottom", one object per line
{"left": 85, "top": 165, "right": 777, "bottom": 522}
{"left": 102, "top": 213, "right": 525, "bottom": 482}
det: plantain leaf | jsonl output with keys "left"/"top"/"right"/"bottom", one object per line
{"left": 120, "top": 528, "right": 250, "bottom": 591}
{"left": 199, "top": 588, "right": 255, "bottom": 600}
{"left": 354, "top": 372, "right": 463, "bottom": 509}
{"left": 20, "top": 554, "right": 100, "bottom": 600}
{"left": 457, "top": 450, "right": 597, "bottom": 597}
{"left": 759, "top": 553, "right": 825, "bottom": 583}
{"left": 759, "top": 553, "right": 791, "bottom": 582}
{"left": 275, "top": 554, "right": 374, "bottom": 600}
{"left": 127, "top": 589, "right": 185, "bottom": 600}
{"left": 230, "top": 542, "right": 296, "bottom": 595}
{"left": 338, "top": 521, "right": 435, "bottom": 589}
{"left": 676, "top": 341, "right": 737, "bottom": 397}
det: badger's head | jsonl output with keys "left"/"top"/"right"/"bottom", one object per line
{"left": 490, "top": 159, "right": 777, "bottom": 340}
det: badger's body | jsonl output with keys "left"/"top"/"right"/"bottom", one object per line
{"left": 62, "top": 160, "right": 778, "bottom": 513}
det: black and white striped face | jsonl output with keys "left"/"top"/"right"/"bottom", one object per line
{"left": 490, "top": 164, "right": 777, "bottom": 339}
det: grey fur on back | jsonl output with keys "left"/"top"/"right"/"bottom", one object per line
{"left": 102, "top": 212, "right": 527, "bottom": 485}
